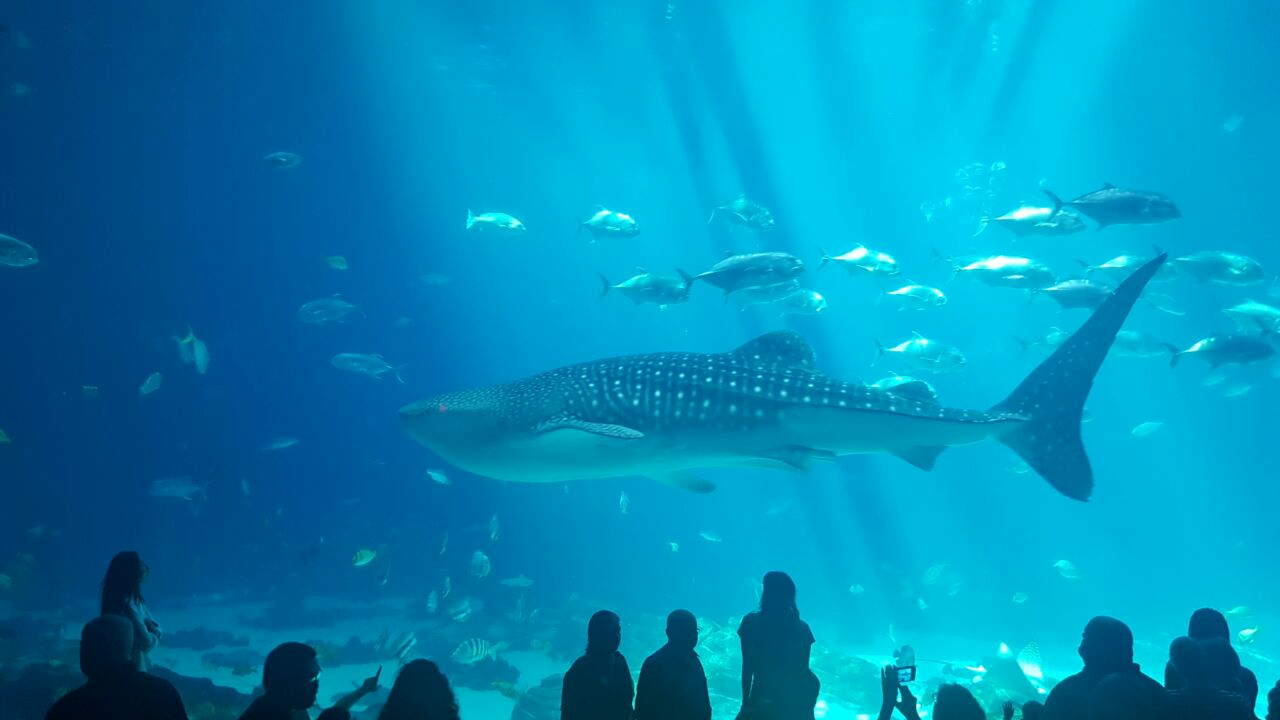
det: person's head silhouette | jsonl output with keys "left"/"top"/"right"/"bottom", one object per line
{"left": 262, "top": 642, "right": 320, "bottom": 710}
{"left": 379, "top": 659, "right": 459, "bottom": 720}
{"left": 1078, "top": 616, "right": 1133, "bottom": 673}
{"left": 1169, "top": 637, "right": 1208, "bottom": 688}
{"left": 932, "top": 683, "right": 984, "bottom": 720}
{"left": 1021, "top": 700, "right": 1044, "bottom": 720}
{"left": 586, "top": 610, "right": 621, "bottom": 656}
{"left": 80, "top": 615, "right": 134, "bottom": 680}
{"left": 760, "top": 571, "right": 798, "bottom": 617}
{"left": 1187, "top": 608, "right": 1230, "bottom": 641}
{"left": 101, "top": 551, "right": 148, "bottom": 615}
{"left": 666, "top": 609, "right": 698, "bottom": 650}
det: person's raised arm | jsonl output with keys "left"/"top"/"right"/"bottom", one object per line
{"left": 330, "top": 667, "right": 380, "bottom": 712}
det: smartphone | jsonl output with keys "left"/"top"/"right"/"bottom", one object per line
{"left": 896, "top": 665, "right": 917, "bottom": 683}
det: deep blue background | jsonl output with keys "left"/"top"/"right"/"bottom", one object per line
{"left": 2, "top": 0, "right": 1278, "bottom": 659}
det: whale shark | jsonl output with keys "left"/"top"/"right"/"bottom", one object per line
{"left": 401, "top": 255, "right": 1167, "bottom": 501}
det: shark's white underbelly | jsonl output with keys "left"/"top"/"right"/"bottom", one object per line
{"left": 430, "top": 406, "right": 1022, "bottom": 483}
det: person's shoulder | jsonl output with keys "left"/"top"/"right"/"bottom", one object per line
{"left": 44, "top": 686, "right": 88, "bottom": 719}
{"left": 738, "top": 612, "right": 761, "bottom": 633}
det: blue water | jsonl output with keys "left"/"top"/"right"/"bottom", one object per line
{"left": 2, "top": 0, "right": 1278, "bottom": 714}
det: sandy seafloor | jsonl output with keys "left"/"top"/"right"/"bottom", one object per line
{"left": 26, "top": 595, "right": 1271, "bottom": 719}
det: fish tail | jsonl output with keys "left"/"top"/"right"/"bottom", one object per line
{"left": 1042, "top": 189, "right": 1065, "bottom": 212}
{"left": 466, "top": 209, "right": 477, "bottom": 230}
{"left": 873, "top": 339, "right": 885, "bottom": 365}
{"left": 1011, "top": 335, "right": 1032, "bottom": 358}
{"left": 972, "top": 217, "right": 989, "bottom": 237}
{"left": 989, "top": 253, "right": 1167, "bottom": 501}
{"left": 707, "top": 207, "right": 719, "bottom": 224}
{"left": 1166, "top": 345, "right": 1183, "bottom": 368}
{"left": 817, "top": 246, "right": 830, "bottom": 270}
{"left": 1074, "top": 259, "right": 1093, "bottom": 273}
{"left": 393, "top": 364, "right": 409, "bottom": 384}
{"left": 675, "top": 268, "right": 695, "bottom": 287}
{"left": 596, "top": 273, "right": 612, "bottom": 299}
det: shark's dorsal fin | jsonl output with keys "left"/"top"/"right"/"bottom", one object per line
{"left": 883, "top": 381, "right": 938, "bottom": 405}
{"left": 731, "top": 331, "right": 817, "bottom": 371}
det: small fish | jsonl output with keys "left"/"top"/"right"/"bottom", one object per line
{"left": 240, "top": 477, "right": 250, "bottom": 496}
{"left": 1130, "top": 422, "right": 1163, "bottom": 438}
{"left": 298, "top": 296, "right": 360, "bottom": 325}
{"left": 1201, "top": 370, "right": 1230, "bottom": 387}
{"left": 693, "top": 253, "right": 804, "bottom": 295}
{"left": 1041, "top": 279, "right": 1113, "bottom": 310}
{"left": 984, "top": 205, "right": 1087, "bottom": 238}
{"left": 427, "top": 590, "right": 439, "bottom": 613}
{"left": 849, "top": 584, "right": 866, "bottom": 595}
{"left": 579, "top": 207, "right": 640, "bottom": 240}
{"left": 489, "top": 514, "right": 500, "bottom": 542}
{"left": 138, "top": 372, "right": 163, "bottom": 396}
{"left": 1173, "top": 251, "right": 1265, "bottom": 286}
{"left": 1170, "top": 334, "right": 1275, "bottom": 369}
{"left": 491, "top": 681, "right": 521, "bottom": 700}
{"left": 446, "top": 596, "right": 472, "bottom": 622}
{"left": 427, "top": 469, "right": 451, "bottom": 485}
{"left": 442, "top": 576, "right": 452, "bottom": 598}
{"left": 668, "top": 542, "right": 679, "bottom": 552}
{"left": 1011, "top": 592, "right": 1030, "bottom": 604}
{"left": 917, "top": 597, "right": 929, "bottom": 610}
{"left": 946, "top": 254, "right": 1056, "bottom": 290}
{"left": 619, "top": 491, "right": 630, "bottom": 514}
{"left": 881, "top": 283, "right": 947, "bottom": 309}
{"left": 1044, "top": 184, "right": 1180, "bottom": 229}
{"left": 0, "top": 233, "right": 39, "bottom": 268}
{"left": 699, "top": 531, "right": 723, "bottom": 543}
{"left": 262, "top": 437, "right": 300, "bottom": 451}
{"left": 323, "top": 256, "right": 349, "bottom": 270}
{"left": 774, "top": 288, "right": 828, "bottom": 316}
{"left": 1112, "top": 331, "right": 1175, "bottom": 359}
{"left": 1053, "top": 559, "right": 1082, "bottom": 580}
{"left": 352, "top": 549, "right": 377, "bottom": 567}
{"left": 599, "top": 269, "right": 695, "bottom": 309}
{"left": 500, "top": 574, "right": 534, "bottom": 588}
{"left": 466, "top": 210, "right": 526, "bottom": 234}
{"left": 331, "top": 353, "right": 406, "bottom": 382}
{"left": 1225, "top": 606, "right": 1253, "bottom": 618}
{"left": 470, "top": 550, "right": 491, "bottom": 578}
{"left": 390, "top": 631, "right": 418, "bottom": 663}
{"left": 1223, "top": 299, "right": 1280, "bottom": 332}
{"left": 1222, "top": 383, "right": 1254, "bottom": 398}
{"left": 708, "top": 195, "right": 775, "bottom": 231}
{"left": 1237, "top": 627, "right": 1260, "bottom": 645}
{"left": 440, "top": 531, "right": 449, "bottom": 556}
{"left": 875, "top": 332, "right": 967, "bottom": 373}
{"left": 174, "top": 326, "right": 211, "bottom": 375}
{"left": 451, "top": 638, "right": 504, "bottom": 665}
{"left": 149, "top": 476, "right": 208, "bottom": 501}
{"left": 262, "top": 151, "right": 301, "bottom": 168}
{"left": 869, "top": 375, "right": 939, "bottom": 403}
{"left": 819, "top": 244, "right": 901, "bottom": 278}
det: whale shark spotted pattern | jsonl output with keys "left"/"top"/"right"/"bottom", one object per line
{"left": 401, "top": 255, "right": 1167, "bottom": 501}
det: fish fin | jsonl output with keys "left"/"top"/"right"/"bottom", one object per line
{"left": 651, "top": 472, "right": 716, "bottom": 493}
{"left": 1102, "top": 182, "right": 1116, "bottom": 189}
{"left": 536, "top": 418, "right": 644, "bottom": 440}
{"left": 393, "top": 364, "right": 409, "bottom": 384}
{"left": 675, "top": 268, "right": 694, "bottom": 287}
{"left": 1074, "top": 259, "right": 1092, "bottom": 273}
{"left": 891, "top": 446, "right": 947, "bottom": 471}
{"left": 466, "top": 209, "right": 477, "bottom": 230}
{"left": 1011, "top": 335, "right": 1032, "bottom": 358}
{"left": 972, "top": 218, "right": 989, "bottom": 237}
{"left": 731, "top": 331, "right": 818, "bottom": 371}
{"left": 910, "top": 330, "right": 925, "bottom": 340}
{"left": 707, "top": 207, "right": 719, "bottom": 224}
{"left": 1042, "top": 189, "right": 1064, "bottom": 212}
{"left": 597, "top": 273, "right": 612, "bottom": 299}
{"left": 758, "top": 445, "right": 835, "bottom": 471}
{"left": 1166, "top": 346, "right": 1183, "bottom": 368}
{"left": 990, "top": 253, "right": 1168, "bottom": 501}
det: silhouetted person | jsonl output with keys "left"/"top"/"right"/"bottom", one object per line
{"left": 635, "top": 609, "right": 711, "bottom": 720}
{"left": 237, "top": 642, "right": 320, "bottom": 720}
{"left": 100, "top": 551, "right": 162, "bottom": 671}
{"left": 933, "top": 684, "right": 985, "bottom": 720}
{"left": 1089, "top": 673, "right": 1162, "bottom": 720}
{"left": 1165, "top": 636, "right": 1254, "bottom": 720}
{"left": 1267, "top": 681, "right": 1279, "bottom": 720}
{"left": 562, "top": 610, "right": 633, "bottom": 720}
{"left": 1022, "top": 700, "right": 1045, "bottom": 720}
{"left": 377, "top": 660, "right": 460, "bottom": 720}
{"left": 1166, "top": 608, "right": 1259, "bottom": 707}
{"left": 878, "top": 665, "right": 920, "bottom": 720}
{"left": 45, "top": 615, "right": 188, "bottom": 720}
{"left": 1042, "top": 616, "right": 1167, "bottom": 720}
{"left": 737, "top": 571, "right": 819, "bottom": 720}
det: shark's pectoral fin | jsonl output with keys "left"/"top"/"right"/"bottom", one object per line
{"left": 759, "top": 445, "right": 836, "bottom": 471}
{"left": 535, "top": 418, "right": 644, "bottom": 440}
{"left": 651, "top": 472, "right": 716, "bottom": 493}
{"left": 891, "top": 445, "right": 948, "bottom": 471}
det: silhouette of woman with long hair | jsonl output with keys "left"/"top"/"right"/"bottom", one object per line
{"left": 377, "top": 659, "right": 460, "bottom": 720}
{"left": 562, "top": 610, "right": 634, "bottom": 720}
{"left": 100, "top": 551, "right": 162, "bottom": 671}
{"left": 737, "top": 571, "right": 818, "bottom": 720}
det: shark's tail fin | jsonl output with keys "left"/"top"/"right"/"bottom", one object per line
{"left": 990, "top": 254, "right": 1167, "bottom": 501}
{"left": 597, "top": 273, "right": 612, "bottom": 299}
